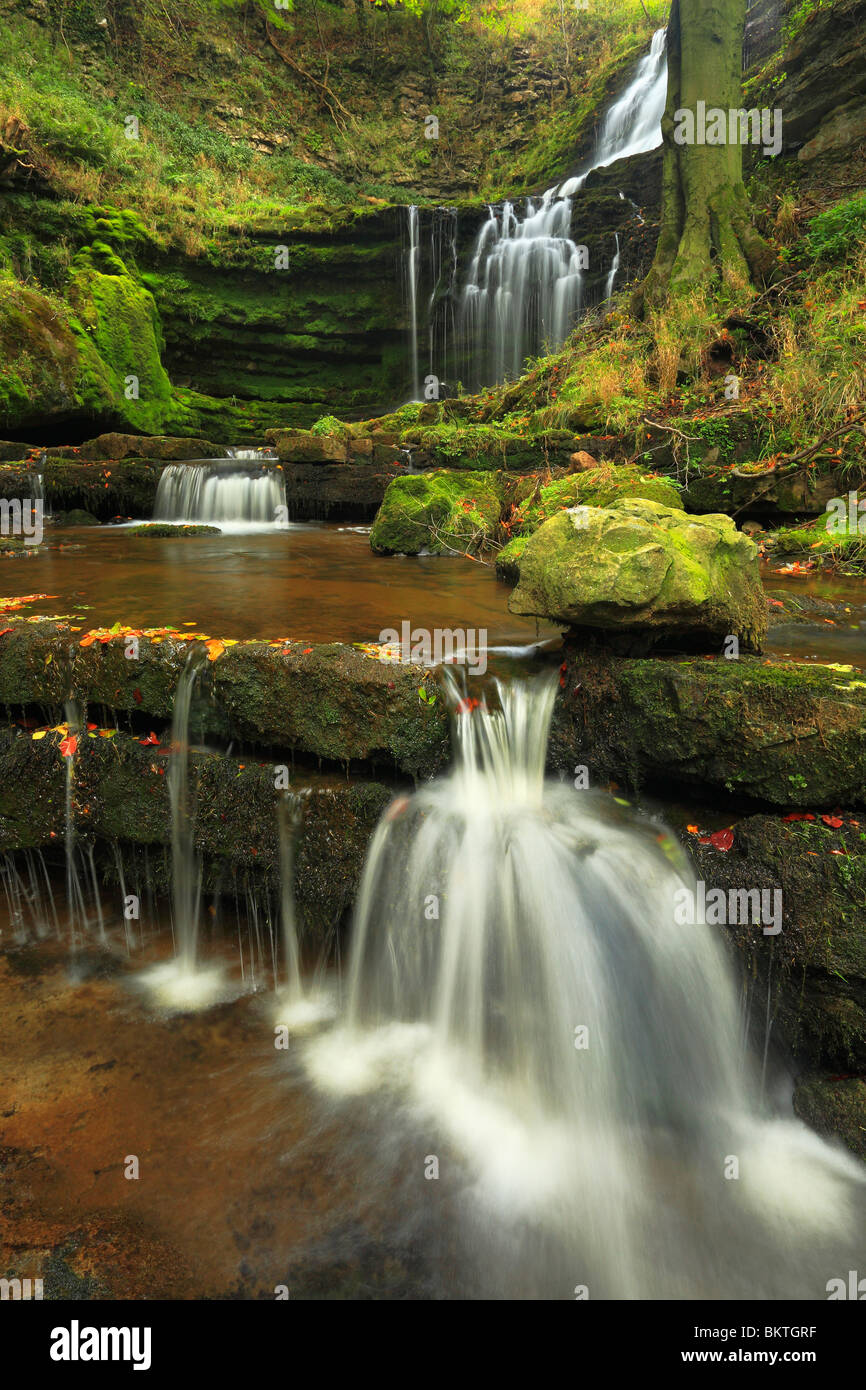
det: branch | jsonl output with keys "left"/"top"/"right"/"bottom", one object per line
{"left": 264, "top": 21, "right": 356, "bottom": 132}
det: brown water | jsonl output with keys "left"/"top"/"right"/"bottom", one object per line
{"left": 763, "top": 569, "right": 866, "bottom": 669}
{"left": 8, "top": 524, "right": 557, "bottom": 649}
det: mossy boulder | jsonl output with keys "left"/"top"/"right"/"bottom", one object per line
{"left": 370, "top": 469, "right": 503, "bottom": 556}
{"left": 495, "top": 535, "right": 529, "bottom": 583}
{"left": 683, "top": 815, "right": 866, "bottom": 1073}
{"left": 264, "top": 428, "right": 349, "bottom": 463}
{"left": 793, "top": 1077, "right": 866, "bottom": 1163}
{"left": 129, "top": 524, "right": 221, "bottom": 537}
{"left": 0, "top": 623, "right": 451, "bottom": 779}
{"left": 549, "top": 645, "right": 866, "bottom": 808}
{"left": 56, "top": 509, "right": 100, "bottom": 526}
{"left": 76, "top": 433, "right": 226, "bottom": 462}
{"left": 514, "top": 467, "right": 683, "bottom": 530}
{"left": 510, "top": 498, "right": 767, "bottom": 651}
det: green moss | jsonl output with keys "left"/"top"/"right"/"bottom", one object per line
{"left": 67, "top": 245, "right": 180, "bottom": 434}
{"left": 512, "top": 466, "right": 683, "bottom": 537}
{"left": 764, "top": 520, "right": 866, "bottom": 573}
{"left": 495, "top": 534, "right": 529, "bottom": 583}
{"left": 129, "top": 523, "right": 221, "bottom": 537}
{"left": 549, "top": 647, "right": 866, "bottom": 808}
{"left": 370, "top": 469, "right": 504, "bottom": 555}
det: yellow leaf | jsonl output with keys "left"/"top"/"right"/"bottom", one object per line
{"left": 32, "top": 730, "right": 47, "bottom": 740}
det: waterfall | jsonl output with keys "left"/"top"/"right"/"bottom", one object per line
{"left": 406, "top": 205, "right": 421, "bottom": 401}
{"left": 153, "top": 462, "right": 288, "bottom": 526}
{"left": 167, "top": 646, "right": 207, "bottom": 971}
{"left": 560, "top": 26, "right": 669, "bottom": 194}
{"left": 458, "top": 28, "right": 668, "bottom": 389}
{"left": 141, "top": 646, "right": 226, "bottom": 1009}
{"left": 459, "top": 195, "right": 587, "bottom": 390}
{"left": 427, "top": 206, "right": 459, "bottom": 394}
{"left": 277, "top": 791, "right": 305, "bottom": 1002}
{"left": 306, "top": 673, "right": 865, "bottom": 1298}
{"left": 604, "top": 231, "right": 621, "bottom": 302}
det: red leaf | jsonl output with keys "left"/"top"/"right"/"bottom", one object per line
{"left": 59, "top": 735, "right": 78, "bottom": 758}
{"left": 709, "top": 828, "right": 734, "bottom": 851}
{"left": 133, "top": 688, "right": 143, "bottom": 705}
{"left": 822, "top": 815, "right": 844, "bottom": 828}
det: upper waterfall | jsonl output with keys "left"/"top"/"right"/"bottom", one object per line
{"left": 450, "top": 28, "right": 667, "bottom": 391}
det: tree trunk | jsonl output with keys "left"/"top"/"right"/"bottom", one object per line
{"left": 637, "top": 0, "right": 776, "bottom": 312}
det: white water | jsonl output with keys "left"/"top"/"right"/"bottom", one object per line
{"left": 458, "top": 28, "right": 667, "bottom": 388}
{"left": 142, "top": 646, "right": 226, "bottom": 1010}
{"left": 604, "top": 231, "right": 621, "bottom": 302}
{"left": 407, "top": 205, "right": 421, "bottom": 401}
{"left": 154, "top": 462, "right": 288, "bottom": 527}
{"left": 306, "top": 674, "right": 865, "bottom": 1298}
{"left": 560, "top": 27, "right": 669, "bottom": 195}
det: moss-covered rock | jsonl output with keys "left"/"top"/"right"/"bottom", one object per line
{"left": 511, "top": 466, "right": 684, "bottom": 536}
{"left": 396, "top": 424, "right": 581, "bottom": 473}
{"left": 682, "top": 815, "right": 866, "bottom": 1071}
{"left": 264, "top": 429, "right": 349, "bottom": 463}
{"left": 510, "top": 498, "right": 767, "bottom": 651}
{"left": 549, "top": 645, "right": 866, "bottom": 807}
{"left": 793, "top": 1077, "right": 866, "bottom": 1162}
{"left": 54, "top": 509, "right": 101, "bottom": 526}
{"left": 0, "top": 623, "right": 451, "bottom": 779}
{"left": 129, "top": 524, "right": 221, "bottom": 537}
{"left": 370, "top": 469, "right": 503, "bottom": 555}
{"left": 76, "top": 433, "right": 226, "bottom": 461}
{"left": 495, "top": 534, "right": 529, "bottom": 583}
{"left": 0, "top": 726, "right": 391, "bottom": 942}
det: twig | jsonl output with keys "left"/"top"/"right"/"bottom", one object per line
{"left": 264, "top": 21, "right": 356, "bottom": 132}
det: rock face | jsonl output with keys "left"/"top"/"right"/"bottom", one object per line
{"left": 684, "top": 815, "right": 866, "bottom": 1077}
{"left": 0, "top": 727, "right": 391, "bottom": 943}
{"left": 370, "top": 470, "right": 503, "bottom": 556}
{"left": 0, "top": 621, "right": 450, "bottom": 780}
{"left": 549, "top": 646, "right": 866, "bottom": 808}
{"left": 509, "top": 498, "right": 768, "bottom": 651}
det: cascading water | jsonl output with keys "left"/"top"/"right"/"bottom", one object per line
{"left": 406, "top": 205, "right": 421, "bottom": 401}
{"left": 459, "top": 195, "right": 586, "bottom": 389}
{"left": 560, "top": 27, "right": 669, "bottom": 194}
{"left": 457, "top": 28, "right": 668, "bottom": 389}
{"left": 604, "top": 231, "right": 621, "bottom": 302}
{"left": 426, "top": 206, "right": 459, "bottom": 393}
{"left": 306, "top": 673, "right": 865, "bottom": 1298}
{"left": 167, "top": 646, "right": 207, "bottom": 971}
{"left": 142, "top": 645, "right": 227, "bottom": 1008}
{"left": 153, "top": 461, "right": 288, "bottom": 526}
